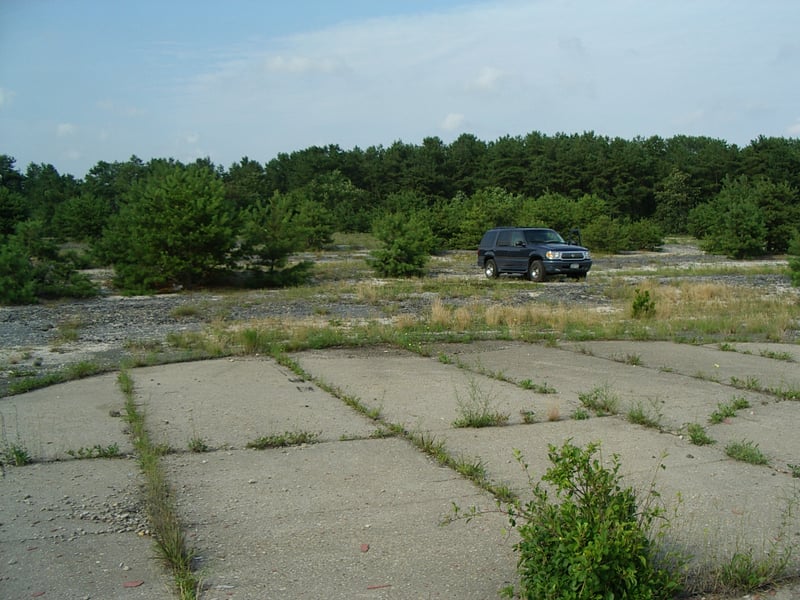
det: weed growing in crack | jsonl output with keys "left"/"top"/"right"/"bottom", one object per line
{"left": 725, "top": 440, "right": 768, "bottom": 465}
{"left": 520, "top": 378, "right": 557, "bottom": 393}
{"left": 571, "top": 407, "right": 590, "bottom": 420}
{"left": 67, "top": 443, "right": 121, "bottom": 459}
{"left": 729, "top": 375, "right": 761, "bottom": 391}
{"left": 1, "top": 411, "right": 32, "bottom": 466}
{"left": 187, "top": 436, "right": 210, "bottom": 453}
{"left": 687, "top": 423, "right": 715, "bottom": 446}
{"left": 709, "top": 397, "right": 750, "bottom": 424}
{"left": 452, "top": 378, "right": 509, "bottom": 428}
{"left": 247, "top": 430, "right": 320, "bottom": 449}
{"left": 118, "top": 369, "right": 198, "bottom": 599}
{"left": 2, "top": 441, "right": 31, "bottom": 466}
{"left": 627, "top": 399, "right": 662, "bottom": 429}
{"left": 578, "top": 383, "right": 619, "bottom": 416}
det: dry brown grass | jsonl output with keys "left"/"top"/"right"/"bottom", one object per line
{"left": 430, "top": 297, "right": 450, "bottom": 327}
{"left": 546, "top": 402, "right": 561, "bottom": 422}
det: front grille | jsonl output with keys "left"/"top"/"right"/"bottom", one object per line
{"left": 562, "top": 252, "right": 586, "bottom": 260}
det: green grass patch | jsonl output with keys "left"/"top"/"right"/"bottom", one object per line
{"left": 687, "top": 423, "right": 715, "bottom": 446}
{"left": 709, "top": 396, "right": 750, "bottom": 424}
{"left": 578, "top": 383, "right": 619, "bottom": 416}
{"left": 452, "top": 378, "right": 509, "bottom": 428}
{"left": 66, "top": 443, "right": 121, "bottom": 459}
{"left": 246, "top": 430, "right": 320, "bottom": 449}
{"left": 725, "top": 440, "right": 768, "bottom": 465}
{"left": 627, "top": 400, "right": 662, "bottom": 429}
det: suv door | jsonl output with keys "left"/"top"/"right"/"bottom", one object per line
{"left": 494, "top": 230, "right": 514, "bottom": 271}
{"left": 508, "top": 229, "right": 528, "bottom": 272}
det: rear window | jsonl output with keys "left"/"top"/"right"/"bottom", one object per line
{"left": 479, "top": 231, "right": 496, "bottom": 247}
{"left": 497, "top": 231, "right": 513, "bottom": 246}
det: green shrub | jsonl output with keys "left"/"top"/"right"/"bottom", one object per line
{"left": 368, "top": 210, "right": 435, "bottom": 277}
{"left": 632, "top": 288, "right": 656, "bottom": 319}
{"left": 509, "top": 441, "right": 682, "bottom": 599}
{"left": 624, "top": 219, "right": 664, "bottom": 251}
{"left": 789, "top": 231, "right": 800, "bottom": 287}
{"left": 0, "top": 236, "right": 36, "bottom": 304}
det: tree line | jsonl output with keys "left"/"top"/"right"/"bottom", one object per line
{"left": 2, "top": 131, "right": 800, "bottom": 302}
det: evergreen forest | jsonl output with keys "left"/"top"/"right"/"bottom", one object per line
{"left": 2, "top": 130, "right": 800, "bottom": 302}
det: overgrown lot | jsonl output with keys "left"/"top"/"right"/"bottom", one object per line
{"left": 1, "top": 237, "right": 797, "bottom": 398}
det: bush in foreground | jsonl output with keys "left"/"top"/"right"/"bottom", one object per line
{"left": 508, "top": 441, "right": 682, "bottom": 599}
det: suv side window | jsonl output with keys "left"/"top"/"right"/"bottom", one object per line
{"left": 511, "top": 230, "right": 525, "bottom": 246}
{"left": 497, "top": 231, "right": 512, "bottom": 246}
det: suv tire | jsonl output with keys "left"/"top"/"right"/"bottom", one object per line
{"left": 527, "top": 259, "right": 546, "bottom": 282}
{"left": 484, "top": 259, "right": 498, "bottom": 279}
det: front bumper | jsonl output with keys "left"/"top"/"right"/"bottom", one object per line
{"left": 544, "top": 259, "right": 592, "bottom": 275}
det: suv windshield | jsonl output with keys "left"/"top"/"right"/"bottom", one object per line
{"left": 524, "top": 229, "right": 564, "bottom": 244}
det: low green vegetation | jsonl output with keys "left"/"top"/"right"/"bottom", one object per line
{"left": 1, "top": 441, "right": 31, "bottom": 466}
{"left": 519, "top": 378, "right": 557, "bottom": 393}
{"left": 504, "top": 441, "right": 683, "bottom": 599}
{"left": 571, "top": 407, "right": 590, "bottom": 420}
{"left": 66, "top": 443, "right": 120, "bottom": 459}
{"left": 452, "top": 378, "right": 509, "bottom": 428}
{"left": 631, "top": 288, "right": 656, "bottom": 319}
{"left": 709, "top": 397, "right": 751, "bottom": 424}
{"left": 578, "top": 383, "right": 619, "bottom": 416}
{"left": 187, "top": 436, "right": 210, "bottom": 453}
{"left": 246, "top": 430, "right": 320, "bottom": 449}
{"left": 725, "top": 440, "right": 769, "bottom": 465}
{"left": 627, "top": 399, "right": 662, "bottom": 429}
{"left": 118, "top": 370, "right": 198, "bottom": 599}
{"left": 687, "top": 423, "right": 715, "bottom": 446}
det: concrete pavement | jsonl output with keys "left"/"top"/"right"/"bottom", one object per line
{"left": 2, "top": 341, "right": 800, "bottom": 599}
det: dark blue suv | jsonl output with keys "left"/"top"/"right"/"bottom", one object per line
{"left": 477, "top": 227, "right": 592, "bottom": 281}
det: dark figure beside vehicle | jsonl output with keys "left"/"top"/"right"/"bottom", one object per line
{"left": 477, "top": 227, "right": 592, "bottom": 281}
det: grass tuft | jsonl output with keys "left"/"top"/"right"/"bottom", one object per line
{"left": 686, "top": 423, "right": 715, "bottom": 446}
{"left": 246, "top": 430, "right": 320, "bottom": 449}
{"left": 725, "top": 440, "right": 768, "bottom": 465}
{"left": 578, "top": 383, "right": 619, "bottom": 416}
{"left": 452, "top": 378, "right": 509, "bottom": 428}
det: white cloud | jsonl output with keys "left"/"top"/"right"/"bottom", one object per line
{"left": 787, "top": 119, "right": 800, "bottom": 136}
{"left": 57, "top": 123, "right": 77, "bottom": 136}
{"left": 468, "top": 66, "right": 504, "bottom": 92}
{"left": 441, "top": 113, "right": 466, "bottom": 131}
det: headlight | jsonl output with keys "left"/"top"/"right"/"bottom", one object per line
{"left": 584, "top": 251, "right": 591, "bottom": 259}
{"left": 545, "top": 250, "right": 561, "bottom": 260}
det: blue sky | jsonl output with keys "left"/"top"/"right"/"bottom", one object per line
{"left": 1, "top": 0, "right": 798, "bottom": 178}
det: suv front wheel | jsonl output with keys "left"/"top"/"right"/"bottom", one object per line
{"left": 527, "top": 259, "right": 546, "bottom": 282}
{"left": 484, "top": 259, "right": 498, "bottom": 279}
